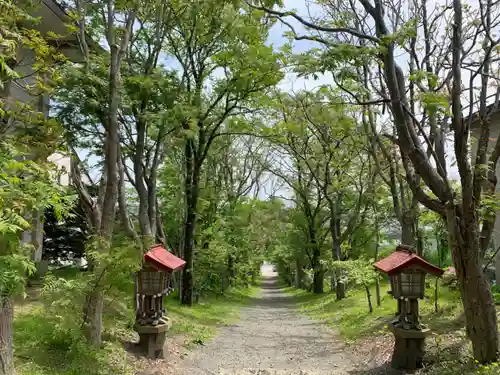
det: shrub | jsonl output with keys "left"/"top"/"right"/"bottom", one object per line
{"left": 442, "top": 267, "right": 458, "bottom": 289}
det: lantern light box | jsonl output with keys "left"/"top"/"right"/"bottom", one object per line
{"left": 375, "top": 244, "right": 443, "bottom": 300}
{"left": 134, "top": 244, "right": 186, "bottom": 360}
{"left": 136, "top": 244, "right": 186, "bottom": 326}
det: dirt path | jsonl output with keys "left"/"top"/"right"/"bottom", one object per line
{"left": 175, "top": 268, "right": 359, "bottom": 375}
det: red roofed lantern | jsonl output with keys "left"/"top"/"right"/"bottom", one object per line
{"left": 136, "top": 244, "right": 186, "bottom": 326}
{"left": 134, "top": 244, "right": 185, "bottom": 359}
{"left": 375, "top": 244, "right": 443, "bottom": 300}
{"left": 375, "top": 244, "right": 444, "bottom": 371}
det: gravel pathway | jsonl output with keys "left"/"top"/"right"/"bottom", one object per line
{"left": 175, "top": 268, "right": 358, "bottom": 375}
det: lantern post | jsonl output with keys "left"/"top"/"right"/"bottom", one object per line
{"left": 134, "top": 244, "right": 186, "bottom": 359}
{"left": 375, "top": 244, "right": 444, "bottom": 370}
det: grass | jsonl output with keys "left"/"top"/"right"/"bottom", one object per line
{"left": 283, "top": 280, "right": 463, "bottom": 342}
{"left": 283, "top": 280, "right": 500, "bottom": 374}
{"left": 13, "top": 271, "right": 260, "bottom": 375}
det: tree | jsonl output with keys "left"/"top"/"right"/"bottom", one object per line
{"left": 250, "top": 0, "right": 500, "bottom": 362}
{"left": 118, "top": 3, "right": 183, "bottom": 247}
{"left": 0, "top": 2, "right": 71, "bottom": 374}
{"left": 196, "top": 134, "right": 269, "bottom": 289}
{"left": 265, "top": 95, "right": 330, "bottom": 293}
{"left": 332, "top": 258, "right": 378, "bottom": 312}
{"left": 264, "top": 90, "right": 373, "bottom": 295}
{"left": 163, "top": 0, "right": 284, "bottom": 305}
{"left": 56, "top": 0, "right": 136, "bottom": 346}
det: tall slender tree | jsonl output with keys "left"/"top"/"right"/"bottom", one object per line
{"left": 58, "top": 0, "right": 136, "bottom": 346}
{"left": 163, "top": 0, "right": 284, "bottom": 305}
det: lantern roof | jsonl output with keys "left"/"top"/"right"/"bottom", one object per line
{"left": 144, "top": 244, "right": 186, "bottom": 272}
{"left": 374, "top": 245, "right": 444, "bottom": 276}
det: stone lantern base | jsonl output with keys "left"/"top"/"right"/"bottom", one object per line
{"left": 134, "top": 319, "right": 171, "bottom": 359}
{"left": 388, "top": 322, "right": 431, "bottom": 370}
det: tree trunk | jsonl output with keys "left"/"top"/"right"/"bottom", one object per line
{"left": 80, "top": 7, "right": 135, "bottom": 347}
{"left": 147, "top": 180, "right": 157, "bottom": 240}
{"left": 375, "top": 278, "right": 381, "bottom": 308}
{"left": 312, "top": 254, "right": 324, "bottom": 293}
{"left": 135, "top": 118, "right": 153, "bottom": 239}
{"left": 416, "top": 228, "right": 424, "bottom": 256}
{"left": 401, "top": 211, "right": 415, "bottom": 247}
{"left": 329, "top": 197, "right": 346, "bottom": 300}
{"left": 457, "top": 261, "right": 497, "bottom": 361}
{"left": 310, "top": 227, "right": 323, "bottom": 294}
{"left": 495, "top": 245, "right": 500, "bottom": 285}
{"left": 181, "top": 199, "right": 196, "bottom": 306}
{"left": 83, "top": 287, "right": 104, "bottom": 347}
{"left": 448, "top": 213, "right": 498, "bottom": 362}
{"left": 227, "top": 254, "right": 234, "bottom": 287}
{"left": 375, "top": 225, "right": 381, "bottom": 307}
{"left": 0, "top": 298, "right": 14, "bottom": 375}
{"left": 334, "top": 224, "right": 346, "bottom": 300}
{"left": 181, "top": 141, "right": 200, "bottom": 306}
{"left": 434, "top": 277, "right": 439, "bottom": 313}
{"left": 313, "top": 268, "right": 324, "bottom": 294}
{"left": 295, "top": 259, "right": 303, "bottom": 288}
{"left": 435, "top": 230, "right": 441, "bottom": 313}
{"left": 364, "top": 284, "right": 373, "bottom": 313}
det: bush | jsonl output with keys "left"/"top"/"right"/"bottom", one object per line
{"left": 491, "top": 284, "right": 500, "bottom": 306}
{"left": 442, "top": 267, "right": 458, "bottom": 289}
{"left": 14, "top": 304, "right": 132, "bottom": 375}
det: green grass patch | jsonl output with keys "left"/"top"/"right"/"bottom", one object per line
{"left": 14, "top": 272, "right": 260, "bottom": 375}
{"left": 283, "top": 281, "right": 463, "bottom": 342}
{"left": 283, "top": 281, "right": 486, "bottom": 373}
{"left": 167, "top": 284, "right": 260, "bottom": 346}
{"left": 14, "top": 304, "right": 134, "bottom": 375}
{"left": 417, "top": 361, "right": 500, "bottom": 375}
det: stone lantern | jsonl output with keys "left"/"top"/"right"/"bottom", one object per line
{"left": 134, "top": 244, "right": 186, "bottom": 359}
{"left": 375, "top": 244, "right": 444, "bottom": 370}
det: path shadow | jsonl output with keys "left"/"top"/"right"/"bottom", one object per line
{"left": 240, "top": 276, "right": 300, "bottom": 308}
{"left": 260, "top": 276, "right": 282, "bottom": 289}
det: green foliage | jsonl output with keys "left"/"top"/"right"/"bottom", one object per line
{"left": 15, "top": 306, "right": 135, "bottom": 375}
{"left": 193, "top": 198, "right": 284, "bottom": 295}
{"left": 40, "top": 237, "right": 140, "bottom": 336}
{"left": 284, "top": 283, "right": 463, "bottom": 342}
{"left": 0, "top": 141, "right": 72, "bottom": 299}
{"left": 0, "top": 0, "right": 66, "bottom": 102}
{"left": 330, "top": 258, "right": 378, "bottom": 287}
{"left": 491, "top": 285, "right": 500, "bottom": 306}
{"left": 0, "top": 0, "right": 73, "bottom": 303}
{"left": 421, "top": 209, "right": 452, "bottom": 267}
{"left": 84, "top": 236, "right": 142, "bottom": 292}
{"left": 442, "top": 267, "right": 458, "bottom": 290}
{"left": 15, "top": 269, "right": 259, "bottom": 375}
